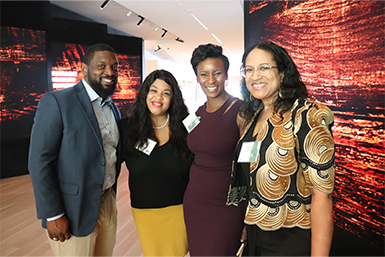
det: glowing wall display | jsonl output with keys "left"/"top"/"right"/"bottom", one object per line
{"left": 51, "top": 42, "right": 141, "bottom": 116}
{"left": 0, "top": 26, "right": 47, "bottom": 123}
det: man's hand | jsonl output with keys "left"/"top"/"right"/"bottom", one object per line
{"left": 47, "top": 216, "right": 72, "bottom": 242}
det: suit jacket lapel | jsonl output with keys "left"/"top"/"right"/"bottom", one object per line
{"left": 73, "top": 82, "right": 104, "bottom": 152}
{"left": 110, "top": 102, "right": 121, "bottom": 122}
{"left": 110, "top": 101, "right": 122, "bottom": 177}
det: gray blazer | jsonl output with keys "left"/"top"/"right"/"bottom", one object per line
{"left": 28, "top": 81, "right": 121, "bottom": 237}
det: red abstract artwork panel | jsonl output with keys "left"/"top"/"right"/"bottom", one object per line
{"left": 51, "top": 42, "right": 141, "bottom": 117}
{"left": 0, "top": 26, "right": 47, "bottom": 124}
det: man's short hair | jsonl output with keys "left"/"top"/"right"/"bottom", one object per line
{"left": 82, "top": 43, "right": 116, "bottom": 65}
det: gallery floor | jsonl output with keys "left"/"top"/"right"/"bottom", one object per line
{"left": 0, "top": 165, "right": 143, "bottom": 256}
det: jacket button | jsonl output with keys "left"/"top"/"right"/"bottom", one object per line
{"left": 101, "top": 162, "right": 106, "bottom": 166}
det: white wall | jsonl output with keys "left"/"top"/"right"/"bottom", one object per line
{"left": 143, "top": 49, "right": 242, "bottom": 113}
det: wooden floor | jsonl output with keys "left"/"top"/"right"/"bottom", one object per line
{"left": 0, "top": 164, "right": 143, "bottom": 256}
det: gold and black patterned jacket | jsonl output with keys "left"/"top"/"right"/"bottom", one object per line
{"left": 227, "top": 99, "right": 335, "bottom": 231}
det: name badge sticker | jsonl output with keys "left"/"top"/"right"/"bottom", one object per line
{"left": 238, "top": 141, "right": 261, "bottom": 163}
{"left": 183, "top": 113, "right": 201, "bottom": 133}
{"left": 136, "top": 139, "right": 157, "bottom": 155}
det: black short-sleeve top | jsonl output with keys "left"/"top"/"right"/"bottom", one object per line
{"left": 123, "top": 141, "right": 190, "bottom": 209}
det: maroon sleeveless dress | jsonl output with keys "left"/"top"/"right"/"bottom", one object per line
{"left": 183, "top": 96, "right": 245, "bottom": 256}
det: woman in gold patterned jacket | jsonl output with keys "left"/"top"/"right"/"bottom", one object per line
{"left": 227, "top": 41, "right": 335, "bottom": 256}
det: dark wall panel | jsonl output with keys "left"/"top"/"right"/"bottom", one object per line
{"left": 49, "top": 18, "right": 108, "bottom": 45}
{"left": 0, "top": 1, "right": 49, "bottom": 30}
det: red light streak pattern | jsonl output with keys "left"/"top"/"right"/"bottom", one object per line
{"left": 51, "top": 43, "right": 85, "bottom": 86}
{"left": 249, "top": 1, "right": 269, "bottom": 12}
{"left": 0, "top": 27, "right": 46, "bottom": 63}
{"left": 113, "top": 53, "right": 141, "bottom": 116}
{"left": 0, "top": 26, "right": 46, "bottom": 122}
{"left": 1, "top": 29, "right": 141, "bottom": 123}
{"left": 51, "top": 43, "right": 141, "bottom": 116}
{"left": 113, "top": 54, "right": 141, "bottom": 100}
{"left": 262, "top": 0, "right": 385, "bottom": 110}
{"left": 247, "top": 0, "right": 385, "bottom": 248}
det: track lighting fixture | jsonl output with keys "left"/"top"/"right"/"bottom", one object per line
{"left": 161, "top": 29, "right": 168, "bottom": 38}
{"left": 137, "top": 15, "right": 145, "bottom": 27}
{"left": 155, "top": 45, "right": 161, "bottom": 52}
{"left": 100, "top": 0, "right": 110, "bottom": 10}
{"left": 176, "top": 37, "right": 184, "bottom": 43}
{"left": 127, "top": 11, "right": 132, "bottom": 16}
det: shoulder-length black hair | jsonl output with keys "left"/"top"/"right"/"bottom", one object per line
{"left": 239, "top": 41, "right": 309, "bottom": 122}
{"left": 123, "top": 69, "right": 193, "bottom": 164}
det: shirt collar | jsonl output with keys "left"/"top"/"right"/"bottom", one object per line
{"left": 83, "top": 79, "right": 112, "bottom": 105}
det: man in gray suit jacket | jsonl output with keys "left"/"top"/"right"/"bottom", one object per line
{"left": 28, "top": 43, "right": 121, "bottom": 256}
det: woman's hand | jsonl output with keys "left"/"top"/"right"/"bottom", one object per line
{"left": 240, "top": 225, "right": 247, "bottom": 243}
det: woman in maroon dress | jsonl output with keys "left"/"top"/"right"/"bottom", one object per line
{"left": 183, "top": 44, "right": 251, "bottom": 256}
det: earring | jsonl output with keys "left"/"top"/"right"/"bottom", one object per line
{"left": 278, "top": 88, "right": 283, "bottom": 98}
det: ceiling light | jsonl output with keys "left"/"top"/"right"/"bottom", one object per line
{"left": 176, "top": 37, "right": 184, "bottom": 43}
{"left": 155, "top": 27, "right": 160, "bottom": 31}
{"left": 211, "top": 34, "right": 222, "bottom": 44}
{"left": 225, "top": 47, "right": 233, "bottom": 54}
{"left": 100, "top": 0, "right": 110, "bottom": 10}
{"left": 161, "top": 29, "right": 168, "bottom": 38}
{"left": 155, "top": 46, "right": 161, "bottom": 52}
{"left": 137, "top": 16, "right": 145, "bottom": 27}
{"left": 191, "top": 14, "right": 208, "bottom": 30}
{"left": 126, "top": 11, "right": 132, "bottom": 16}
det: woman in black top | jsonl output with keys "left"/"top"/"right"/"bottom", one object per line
{"left": 121, "top": 69, "right": 193, "bottom": 256}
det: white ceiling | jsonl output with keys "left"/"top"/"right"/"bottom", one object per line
{"left": 50, "top": 0, "right": 244, "bottom": 69}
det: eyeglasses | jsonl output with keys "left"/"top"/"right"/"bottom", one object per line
{"left": 240, "top": 64, "right": 277, "bottom": 77}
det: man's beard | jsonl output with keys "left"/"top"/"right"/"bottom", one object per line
{"left": 88, "top": 76, "right": 117, "bottom": 99}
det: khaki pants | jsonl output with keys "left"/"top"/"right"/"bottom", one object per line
{"left": 47, "top": 190, "right": 117, "bottom": 256}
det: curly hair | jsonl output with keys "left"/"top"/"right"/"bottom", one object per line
{"left": 82, "top": 43, "right": 116, "bottom": 66}
{"left": 190, "top": 43, "right": 229, "bottom": 76}
{"left": 240, "top": 41, "right": 309, "bottom": 122}
{"left": 123, "top": 69, "right": 193, "bottom": 164}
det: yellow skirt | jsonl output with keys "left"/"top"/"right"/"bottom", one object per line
{"left": 131, "top": 204, "right": 188, "bottom": 256}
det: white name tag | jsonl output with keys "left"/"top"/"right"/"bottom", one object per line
{"left": 238, "top": 141, "right": 261, "bottom": 163}
{"left": 135, "top": 139, "right": 157, "bottom": 155}
{"left": 183, "top": 113, "right": 201, "bottom": 133}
